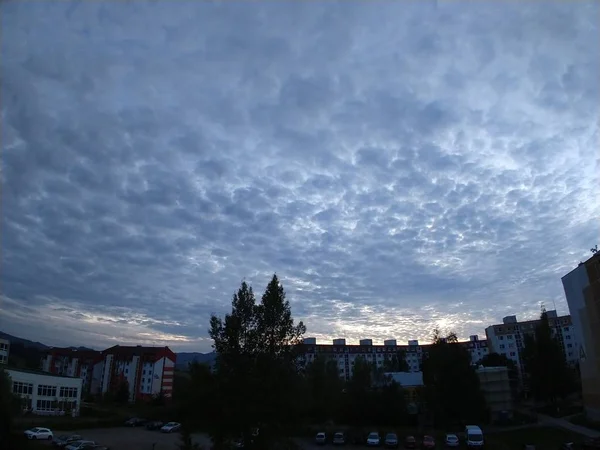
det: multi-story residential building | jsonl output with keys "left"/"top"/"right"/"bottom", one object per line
{"left": 0, "top": 338, "right": 10, "bottom": 364}
{"left": 6, "top": 367, "right": 83, "bottom": 416}
{"left": 485, "top": 310, "right": 578, "bottom": 376}
{"left": 40, "top": 344, "right": 177, "bottom": 403}
{"left": 562, "top": 251, "right": 600, "bottom": 419}
{"left": 90, "top": 345, "right": 176, "bottom": 402}
{"left": 298, "top": 335, "right": 489, "bottom": 380}
{"left": 41, "top": 348, "right": 102, "bottom": 393}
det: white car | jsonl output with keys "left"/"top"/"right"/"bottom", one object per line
{"left": 445, "top": 434, "right": 460, "bottom": 447}
{"left": 65, "top": 440, "right": 96, "bottom": 450}
{"left": 160, "top": 422, "right": 182, "bottom": 433}
{"left": 24, "top": 427, "right": 53, "bottom": 440}
{"left": 367, "top": 432, "right": 381, "bottom": 446}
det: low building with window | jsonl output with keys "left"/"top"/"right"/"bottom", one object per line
{"left": 4, "top": 367, "right": 83, "bottom": 416}
{"left": 0, "top": 338, "right": 9, "bottom": 364}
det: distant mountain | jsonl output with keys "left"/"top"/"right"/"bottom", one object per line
{"left": 0, "top": 331, "right": 49, "bottom": 350}
{"left": 176, "top": 352, "right": 216, "bottom": 369}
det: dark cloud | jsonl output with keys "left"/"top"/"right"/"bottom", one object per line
{"left": 1, "top": 1, "right": 598, "bottom": 351}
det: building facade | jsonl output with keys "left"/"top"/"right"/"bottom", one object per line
{"left": 41, "top": 348, "right": 102, "bottom": 394}
{"left": 298, "top": 335, "right": 489, "bottom": 380}
{"left": 0, "top": 338, "right": 9, "bottom": 364}
{"left": 89, "top": 345, "right": 176, "bottom": 402}
{"left": 476, "top": 366, "right": 513, "bottom": 421}
{"left": 563, "top": 252, "right": 600, "bottom": 419}
{"left": 40, "top": 345, "right": 177, "bottom": 403}
{"left": 485, "top": 310, "right": 578, "bottom": 376}
{"left": 5, "top": 367, "right": 83, "bottom": 416}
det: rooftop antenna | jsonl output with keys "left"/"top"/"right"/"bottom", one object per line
{"left": 591, "top": 245, "right": 598, "bottom": 254}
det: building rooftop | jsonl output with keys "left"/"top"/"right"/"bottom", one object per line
{"left": 103, "top": 345, "right": 176, "bottom": 362}
{"left": 4, "top": 366, "right": 83, "bottom": 380}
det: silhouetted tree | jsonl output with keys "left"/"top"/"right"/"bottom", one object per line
{"left": 115, "top": 379, "right": 130, "bottom": 405}
{"left": 208, "top": 275, "right": 306, "bottom": 450}
{"left": 422, "top": 329, "right": 487, "bottom": 427}
{"left": 521, "top": 308, "right": 577, "bottom": 405}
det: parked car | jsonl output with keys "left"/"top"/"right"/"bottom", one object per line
{"left": 315, "top": 432, "right": 327, "bottom": 445}
{"left": 333, "top": 432, "right": 346, "bottom": 445}
{"left": 24, "top": 427, "right": 54, "bottom": 440}
{"left": 65, "top": 441, "right": 96, "bottom": 450}
{"left": 384, "top": 433, "right": 398, "bottom": 448}
{"left": 145, "top": 421, "right": 164, "bottom": 430}
{"left": 53, "top": 434, "right": 82, "bottom": 447}
{"left": 81, "top": 446, "right": 110, "bottom": 450}
{"left": 422, "top": 436, "right": 435, "bottom": 449}
{"left": 445, "top": 434, "right": 459, "bottom": 448}
{"left": 367, "top": 432, "right": 381, "bottom": 447}
{"left": 124, "top": 417, "right": 146, "bottom": 427}
{"left": 404, "top": 436, "right": 416, "bottom": 449}
{"left": 161, "top": 422, "right": 182, "bottom": 433}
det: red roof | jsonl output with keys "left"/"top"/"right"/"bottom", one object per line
{"left": 102, "top": 345, "right": 176, "bottom": 363}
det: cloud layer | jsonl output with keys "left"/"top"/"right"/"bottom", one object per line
{"left": 2, "top": 2, "right": 599, "bottom": 351}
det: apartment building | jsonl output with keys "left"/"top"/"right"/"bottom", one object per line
{"left": 90, "top": 345, "right": 176, "bottom": 402}
{"left": 485, "top": 310, "right": 578, "bottom": 376}
{"left": 40, "top": 344, "right": 177, "bottom": 403}
{"left": 562, "top": 251, "right": 600, "bottom": 419}
{"left": 298, "top": 335, "right": 489, "bottom": 380}
{"left": 0, "top": 338, "right": 10, "bottom": 364}
{"left": 6, "top": 367, "right": 83, "bottom": 416}
{"left": 41, "top": 348, "right": 102, "bottom": 393}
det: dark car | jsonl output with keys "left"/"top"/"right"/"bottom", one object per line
{"left": 384, "top": 433, "right": 398, "bottom": 449}
{"left": 81, "top": 446, "right": 110, "bottom": 450}
{"left": 145, "top": 421, "right": 164, "bottom": 430}
{"left": 124, "top": 418, "right": 146, "bottom": 427}
{"left": 53, "top": 435, "right": 82, "bottom": 448}
{"left": 333, "top": 432, "right": 346, "bottom": 446}
{"left": 422, "top": 436, "right": 435, "bottom": 449}
{"left": 404, "top": 436, "right": 416, "bottom": 449}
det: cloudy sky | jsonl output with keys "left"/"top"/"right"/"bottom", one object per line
{"left": 1, "top": 2, "right": 598, "bottom": 352}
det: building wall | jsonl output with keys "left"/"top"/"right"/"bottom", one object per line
{"left": 6, "top": 368, "right": 83, "bottom": 416}
{"left": 477, "top": 367, "right": 513, "bottom": 421}
{"left": 299, "top": 337, "right": 488, "bottom": 380}
{"left": 563, "top": 254, "right": 600, "bottom": 420}
{"left": 485, "top": 312, "right": 577, "bottom": 379}
{"left": 150, "top": 357, "right": 165, "bottom": 396}
{"left": 0, "top": 338, "right": 10, "bottom": 364}
{"left": 162, "top": 357, "right": 174, "bottom": 398}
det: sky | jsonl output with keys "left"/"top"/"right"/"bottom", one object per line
{"left": 1, "top": 1, "right": 598, "bottom": 353}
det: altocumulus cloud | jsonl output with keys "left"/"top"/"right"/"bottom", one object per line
{"left": 1, "top": 2, "right": 598, "bottom": 351}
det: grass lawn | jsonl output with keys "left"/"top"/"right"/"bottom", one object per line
{"left": 486, "top": 426, "right": 585, "bottom": 450}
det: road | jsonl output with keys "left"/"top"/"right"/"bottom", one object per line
{"left": 32, "top": 427, "right": 211, "bottom": 450}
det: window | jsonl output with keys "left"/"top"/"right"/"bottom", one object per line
{"left": 499, "top": 336, "right": 504, "bottom": 340}
{"left": 507, "top": 335, "right": 513, "bottom": 340}
{"left": 499, "top": 344, "right": 505, "bottom": 349}
{"left": 143, "top": 370, "right": 146, "bottom": 375}
{"left": 566, "top": 335, "right": 572, "bottom": 340}
{"left": 0, "top": 355, "right": 6, "bottom": 363}
{"left": 564, "top": 327, "right": 570, "bottom": 332}
{"left": 37, "top": 385, "right": 57, "bottom": 397}
{"left": 59, "top": 387, "right": 78, "bottom": 398}
{"left": 567, "top": 344, "right": 573, "bottom": 348}
{"left": 509, "top": 344, "right": 514, "bottom": 348}
{"left": 142, "top": 378, "right": 145, "bottom": 383}
{"left": 36, "top": 399, "right": 57, "bottom": 411}
{"left": 510, "top": 352, "right": 516, "bottom": 357}
{"left": 13, "top": 382, "right": 33, "bottom": 395}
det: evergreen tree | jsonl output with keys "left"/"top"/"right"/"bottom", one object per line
{"left": 422, "top": 330, "right": 487, "bottom": 427}
{"left": 207, "top": 275, "right": 306, "bottom": 450}
{"left": 521, "top": 309, "right": 576, "bottom": 405}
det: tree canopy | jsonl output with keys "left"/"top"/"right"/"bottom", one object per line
{"left": 203, "top": 275, "right": 306, "bottom": 449}
{"left": 422, "top": 329, "right": 487, "bottom": 427}
{"left": 521, "top": 309, "right": 577, "bottom": 404}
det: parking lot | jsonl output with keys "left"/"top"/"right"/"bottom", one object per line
{"left": 31, "top": 427, "right": 211, "bottom": 450}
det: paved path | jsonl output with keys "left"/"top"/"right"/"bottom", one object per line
{"left": 535, "top": 412, "right": 600, "bottom": 439}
